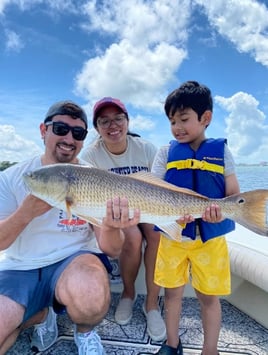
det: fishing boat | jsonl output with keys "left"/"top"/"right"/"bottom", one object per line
{"left": 7, "top": 224, "right": 268, "bottom": 354}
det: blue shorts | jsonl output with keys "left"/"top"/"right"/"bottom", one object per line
{"left": 0, "top": 251, "right": 112, "bottom": 322}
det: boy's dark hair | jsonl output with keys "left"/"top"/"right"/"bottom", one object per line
{"left": 164, "top": 80, "right": 213, "bottom": 120}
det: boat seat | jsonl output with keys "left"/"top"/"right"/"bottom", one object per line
{"left": 226, "top": 225, "right": 268, "bottom": 293}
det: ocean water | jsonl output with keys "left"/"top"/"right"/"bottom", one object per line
{"left": 235, "top": 165, "right": 268, "bottom": 191}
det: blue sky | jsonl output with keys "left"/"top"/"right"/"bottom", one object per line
{"left": 0, "top": 0, "right": 268, "bottom": 164}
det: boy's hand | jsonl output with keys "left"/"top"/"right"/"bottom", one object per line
{"left": 202, "top": 203, "right": 223, "bottom": 223}
{"left": 176, "top": 214, "right": 195, "bottom": 228}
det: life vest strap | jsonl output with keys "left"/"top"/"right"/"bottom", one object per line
{"left": 166, "top": 159, "right": 224, "bottom": 174}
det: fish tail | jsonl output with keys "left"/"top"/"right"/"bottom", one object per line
{"left": 233, "top": 190, "right": 268, "bottom": 236}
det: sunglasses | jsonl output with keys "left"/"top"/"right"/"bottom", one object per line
{"left": 45, "top": 121, "right": 88, "bottom": 141}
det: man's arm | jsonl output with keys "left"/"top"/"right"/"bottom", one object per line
{"left": 0, "top": 195, "right": 52, "bottom": 250}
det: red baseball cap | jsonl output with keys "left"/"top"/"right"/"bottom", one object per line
{"left": 93, "top": 97, "right": 128, "bottom": 127}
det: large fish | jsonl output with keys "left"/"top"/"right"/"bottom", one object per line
{"left": 23, "top": 163, "right": 268, "bottom": 240}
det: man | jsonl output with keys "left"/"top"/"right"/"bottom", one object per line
{"left": 0, "top": 101, "right": 140, "bottom": 355}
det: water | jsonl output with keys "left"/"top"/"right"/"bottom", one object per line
{"left": 235, "top": 165, "right": 268, "bottom": 191}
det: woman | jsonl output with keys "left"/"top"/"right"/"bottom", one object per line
{"left": 81, "top": 97, "right": 166, "bottom": 342}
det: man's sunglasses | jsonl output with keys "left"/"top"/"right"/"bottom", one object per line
{"left": 45, "top": 121, "right": 88, "bottom": 141}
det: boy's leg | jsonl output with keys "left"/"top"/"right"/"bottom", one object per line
{"left": 195, "top": 291, "right": 221, "bottom": 355}
{"left": 164, "top": 286, "right": 184, "bottom": 348}
{"left": 191, "top": 237, "right": 230, "bottom": 355}
{"left": 154, "top": 235, "right": 190, "bottom": 353}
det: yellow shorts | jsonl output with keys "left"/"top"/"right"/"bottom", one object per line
{"left": 154, "top": 235, "right": 231, "bottom": 295}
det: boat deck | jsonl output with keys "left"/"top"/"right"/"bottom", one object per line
{"left": 7, "top": 292, "right": 268, "bottom": 355}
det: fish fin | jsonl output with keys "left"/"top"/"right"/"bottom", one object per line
{"left": 65, "top": 198, "right": 73, "bottom": 221}
{"left": 228, "top": 189, "right": 268, "bottom": 236}
{"left": 65, "top": 195, "right": 102, "bottom": 227}
{"left": 157, "top": 222, "right": 183, "bottom": 241}
{"left": 128, "top": 172, "right": 208, "bottom": 199}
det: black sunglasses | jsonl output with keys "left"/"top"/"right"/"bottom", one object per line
{"left": 45, "top": 121, "right": 88, "bottom": 141}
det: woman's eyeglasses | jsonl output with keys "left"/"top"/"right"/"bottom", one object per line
{"left": 97, "top": 114, "right": 127, "bottom": 129}
{"left": 45, "top": 121, "right": 88, "bottom": 141}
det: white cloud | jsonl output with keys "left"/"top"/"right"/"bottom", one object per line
{"left": 0, "top": 0, "right": 267, "bottom": 166}
{"left": 82, "top": 0, "right": 190, "bottom": 45}
{"left": 5, "top": 29, "right": 24, "bottom": 52}
{"left": 215, "top": 92, "right": 268, "bottom": 163}
{"left": 75, "top": 40, "right": 186, "bottom": 110}
{"left": 194, "top": 0, "right": 268, "bottom": 66}
{"left": 0, "top": 125, "right": 42, "bottom": 162}
{"left": 129, "top": 114, "right": 156, "bottom": 132}
{"left": 0, "top": 0, "right": 9, "bottom": 13}
{"left": 75, "top": 0, "right": 190, "bottom": 109}
{"left": 0, "top": 0, "right": 78, "bottom": 13}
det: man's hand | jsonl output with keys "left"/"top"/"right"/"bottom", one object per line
{"left": 102, "top": 196, "right": 140, "bottom": 229}
{"left": 96, "top": 197, "right": 140, "bottom": 258}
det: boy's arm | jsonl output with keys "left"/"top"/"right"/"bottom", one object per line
{"left": 151, "top": 145, "right": 169, "bottom": 178}
{"left": 225, "top": 173, "right": 240, "bottom": 196}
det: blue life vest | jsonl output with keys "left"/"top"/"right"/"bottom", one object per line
{"left": 165, "top": 138, "right": 235, "bottom": 242}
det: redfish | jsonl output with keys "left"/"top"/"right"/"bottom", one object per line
{"left": 23, "top": 164, "right": 268, "bottom": 240}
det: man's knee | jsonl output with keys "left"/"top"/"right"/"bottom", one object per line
{"left": 56, "top": 255, "right": 110, "bottom": 316}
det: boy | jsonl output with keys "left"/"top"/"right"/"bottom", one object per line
{"left": 152, "top": 81, "right": 240, "bottom": 355}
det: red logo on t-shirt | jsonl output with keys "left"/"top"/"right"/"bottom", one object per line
{"left": 59, "top": 219, "right": 87, "bottom": 226}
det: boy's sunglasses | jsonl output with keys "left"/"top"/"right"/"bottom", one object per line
{"left": 45, "top": 121, "right": 88, "bottom": 141}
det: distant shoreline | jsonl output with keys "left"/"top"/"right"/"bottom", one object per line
{"left": 236, "top": 163, "right": 268, "bottom": 167}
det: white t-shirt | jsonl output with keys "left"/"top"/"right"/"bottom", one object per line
{"left": 81, "top": 135, "right": 157, "bottom": 174}
{"left": 0, "top": 156, "right": 100, "bottom": 271}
